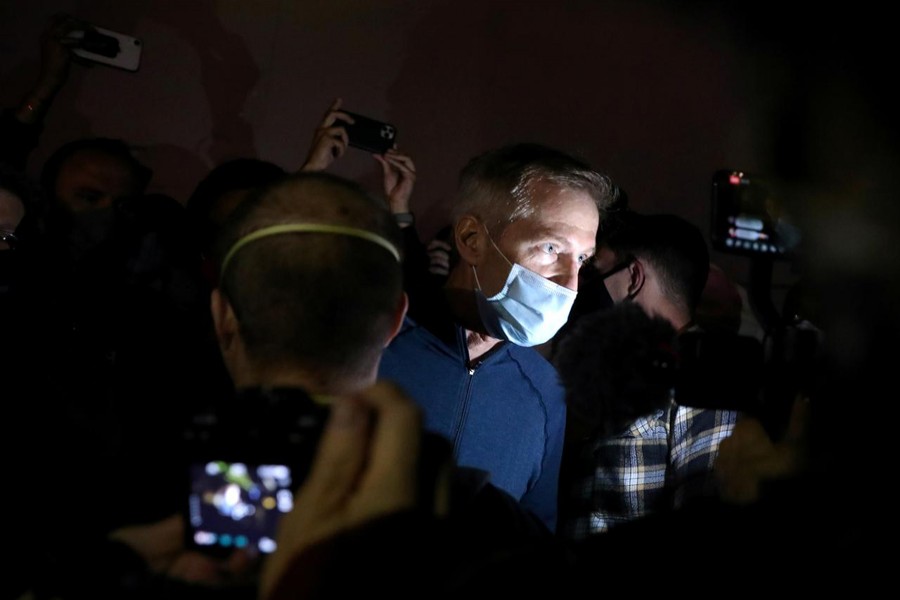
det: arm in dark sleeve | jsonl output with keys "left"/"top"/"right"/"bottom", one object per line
{"left": 0, "top": 109, "right": 43, "bottom": 172}
{"left": 400, "top": 224, "right": 449, "bottom": 326}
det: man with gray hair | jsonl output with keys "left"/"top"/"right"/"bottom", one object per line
{"left": 379, "top": 143, "right": 617, "bottom": 531}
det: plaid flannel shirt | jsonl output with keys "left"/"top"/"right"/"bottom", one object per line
{"left": 563, "top": 399, "right": 738, "bottom": 540}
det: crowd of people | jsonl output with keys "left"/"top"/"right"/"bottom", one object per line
{"left": 2, "top": 12, "right": 889, "bottom": 600}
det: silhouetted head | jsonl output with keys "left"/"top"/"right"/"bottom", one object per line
{"left": 212, "top": 171, "right": 406, "bottom": 392}
{"left": 187, "top": 158, "right": 286, "bottom": 255}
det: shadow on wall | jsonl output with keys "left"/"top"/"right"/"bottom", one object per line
{"left": 385, "top": 0, "right": 747, "bottom": 240}
{"left": 145, "top": 0, "right": 260, "bottom": 165}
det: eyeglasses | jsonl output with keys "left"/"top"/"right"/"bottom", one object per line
{"left": 597, "top": 257, "right": 633, "bottom": 280}
{"left": 0, "top": 230, "right": 18, "bottom": 250}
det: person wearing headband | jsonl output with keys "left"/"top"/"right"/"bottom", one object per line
{"left": 21, "top": 171, "right": 408, "bottom": 598}
{"left": 211, "top": 172, "right": 407, "bottom": 394}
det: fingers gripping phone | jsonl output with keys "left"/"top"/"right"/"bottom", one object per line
{"left": 67, "top": 25, "right": 142, "bottom": 72}
{"left": 336, "top": 111, "right": 398, "bottom": 155}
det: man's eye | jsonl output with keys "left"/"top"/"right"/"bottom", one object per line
{"left": 577, "top": 253, "right": 591, "bottom": 265}
{"left": 541, "top": 243, "right": 558, "bottom": 255}
{"left": 76, "top": 190, "right": 104, "bottom": 205}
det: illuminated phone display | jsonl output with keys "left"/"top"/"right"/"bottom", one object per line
{"left": 710, "top": 169, "right": 801, "bottom": 259}
{"left": 187, "top": 460, "right": 293, "bottom": 555}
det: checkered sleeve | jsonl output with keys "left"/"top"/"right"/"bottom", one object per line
{"left": 668, "top": 405, "right": 738, "bottom": 508}
{"left": 565, "top": 412, "right": 671, "bottom": 537}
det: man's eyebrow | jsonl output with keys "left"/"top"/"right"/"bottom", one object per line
{"left": 519, "top": 225, "right": 569, "bottom": 243}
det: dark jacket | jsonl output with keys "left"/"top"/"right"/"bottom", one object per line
{"left": 378, "top": 311, "right": 567, "bottom": 532}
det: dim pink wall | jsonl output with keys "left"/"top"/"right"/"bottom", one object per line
{"left": 0, "top": 0, "right": 795, "bottom": 289}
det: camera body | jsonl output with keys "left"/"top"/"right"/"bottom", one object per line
{"left": 336, "top": 111, "right": 398, "bottom": 155}
{"left": 181, "top": 388, "right": 328, "bottom": 556}
{"left": 703, "top": 167, "right": 820, "bottom": 436}
{"left": 672, "top": 321, "right": 822, "bottom": 438}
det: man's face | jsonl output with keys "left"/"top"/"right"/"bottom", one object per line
{"left": 483, "top": 182, "right": 599, "bottom": 295}
{"left": 54, "top": 149, "right": 141, "bottom": 214}
{"left": 592, "top": 245, "right": 632, "bottom": 304}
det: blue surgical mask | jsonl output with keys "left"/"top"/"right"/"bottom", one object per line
{"left": 473, "top": 231, "right": 577, "bottom": 347}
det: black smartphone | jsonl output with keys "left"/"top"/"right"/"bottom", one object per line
{"left": 337, "top": 111, "right": 398, "bottom": 155}
{"left": 186, "top": 459, "right": 293, "bottom": 556}
{"left": 710, "top": 169, "right": 801, "bottom": 259}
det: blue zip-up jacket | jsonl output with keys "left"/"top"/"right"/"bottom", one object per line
{"left": 378, "top": 314, "right": 567, "bottom": 532}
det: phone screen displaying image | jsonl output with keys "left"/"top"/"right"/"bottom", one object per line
{"left": 187, "top": 460, "right": 293, "bottom": 555}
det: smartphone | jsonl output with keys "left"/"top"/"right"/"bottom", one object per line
{"left": 337, "top": 111, "right": 398, "bottom": 155}
{"left": 710, "top": 169, "right": 801, "bottom": 259}
{"left": 68, "top": 25, "right": 142, "bottom": 72}
{"left": 186, "top": 459, "right": 294, "bottom": 556}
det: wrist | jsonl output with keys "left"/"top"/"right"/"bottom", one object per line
{"left": 32, "top": 75, "right": 66, "bottom": 99}
{"left": 15, "top": 99, "right": 44, "bottom": 124}
{"left": 17, "top": 86, "right": 60, "bottom": 123}
{"left": 393, "top": 212, "right": 414, "bottom": 228}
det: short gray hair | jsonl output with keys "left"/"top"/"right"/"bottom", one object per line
{"left": 451, "top": 143, "right": 618, "bottom": 235}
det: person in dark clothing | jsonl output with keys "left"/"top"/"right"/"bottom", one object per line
{"left": 378, "top": 143, "right": 618, "bottom": 531}
{"left": 0, "top": 14, "right": 88, "bottom": 172}
{"left": 19, "top": 171, "right": 552, "bottom": 599}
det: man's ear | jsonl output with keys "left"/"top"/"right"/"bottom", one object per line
{"left": 626, "top": 259, "right": 646, "bottom": 299}
{"left": 384, "top": 291, "right": 410, "bottom": 347}
{"left": 454, "top": 215, "right": 486, "bottom": 266}
{"left": 210, "top": 288, "right": 239, "bottom": 354}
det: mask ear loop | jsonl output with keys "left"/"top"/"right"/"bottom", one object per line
{"left": 472, "top": 264, "right": 484, "bottom": 291}
{"left": 483, "top": 224, "right": 514, "bottom": 269}
{"left": 472, "top": 223, "right": 512, "bottom": 293}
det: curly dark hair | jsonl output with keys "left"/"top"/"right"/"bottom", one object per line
{"left": 554, "top": 302, "right": 677, "bottom": 437}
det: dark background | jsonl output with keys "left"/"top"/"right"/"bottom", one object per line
{"left": 2, "top": 0, "right": 895, "bottom": 300}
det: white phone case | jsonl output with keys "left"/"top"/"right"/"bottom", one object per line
{"left": 70, "top": 26, "right": 142, "bottom": 72}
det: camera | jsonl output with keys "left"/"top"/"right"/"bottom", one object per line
{"left": 675, "top": 169, "right": 823, "bottom": 437}
{"left": 672, "top": 323, "right": 821, "bottom": 439}
{"left": 181, "top": 388, "right": 328, "bottom": 556}
{"left": 181, "top": 387, "right": 454, "bottom": 556}
{"left": 335, "top": 111, "right": 398, "bottom": 155}
{"left": 711, "top": 169, "right": 801, "bottom": 259}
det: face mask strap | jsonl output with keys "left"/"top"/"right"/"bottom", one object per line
{"left": 472, "top": 222, "right": 512, "bottom": 293}
{"left": 483, "top": 223, "right": 513, "bottom": 269}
